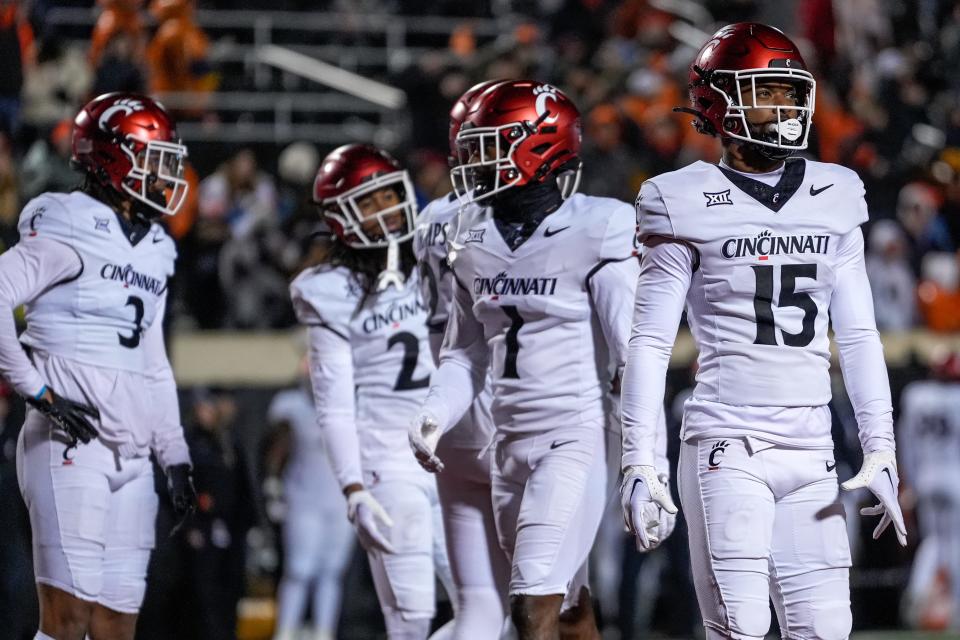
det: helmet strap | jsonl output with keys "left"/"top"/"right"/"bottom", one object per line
{"left": 375, "top": 236, "right": 406, "bottom": 292}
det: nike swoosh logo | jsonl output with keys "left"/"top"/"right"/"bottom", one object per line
{"left": 544, "top": 226, "right": 570, "bottom": 238}
{"left": 882, "top": 467, "right": 896, "bottom": 492}
{"left": 550, "top": 439, "right": 577, "bottom": 450}
{"left": 826, "top": 461, "right": 837, "bottom": 472}
{"left": 809, "top": 184, "right": 833, "bottom": 196}
{"left": 152, "top": 234, "right": 164, "bottom": 244}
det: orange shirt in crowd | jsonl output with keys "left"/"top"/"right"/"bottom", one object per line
{"left": 0, "top": 3, "right": 35, "bottom": 69}
{"left": 918, "top": 279, "right": 960, "bottom": 333}
{"left": 89, "top": 0, "right": 145, "bottom": 68}
{"left": 147, "top": 0, "right": 216, "bottom": 99}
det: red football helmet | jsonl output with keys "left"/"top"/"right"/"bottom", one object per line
{"left": 313, "top": 143, "right": 417, "bottom": 249}
{"left": 448, "top": 79, "right": 508, "bottom": 165}
{"left": 683, "top": 23, "right": 816, "bottom": 157}
{"left": 451, "top": 80, "right": 582, "bottom": 202}
{"left": 72, "top": 92, "right": 189, "bottom": 216}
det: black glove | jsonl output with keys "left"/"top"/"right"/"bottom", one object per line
{"left": 166, "top": 463, "right": 198, "bottom": 526}
{"left": 27, "top": 388, "right": 99, "bottom": 444}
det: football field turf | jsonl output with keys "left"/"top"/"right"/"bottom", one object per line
{"left": 850, "top": 633, "right": 960, "bottom": 640}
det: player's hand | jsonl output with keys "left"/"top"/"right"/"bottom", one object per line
{"left": 347, "top": 489, "right": 395, "bottom": 554}
{"left": 408, "top": 411, "right": 444, "bottom": 473}
{"left": 621, "top": 465, "right": 678, "bottom": 552}
{"left": 841, "top": 450, "right": 907, "bottom": 547}
{"left": 166, "top": 464, "right": 198, "bottom": 536}
{"left": 26, "top": 387, "right": 99, "bottom": 444}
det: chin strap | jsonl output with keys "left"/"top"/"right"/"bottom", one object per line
{"left": 376, "top": 236, "right": 406, "bottom": 292}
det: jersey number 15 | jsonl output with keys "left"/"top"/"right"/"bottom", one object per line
{"left": 751, "top": 263, "right": 817, "bottom": 347}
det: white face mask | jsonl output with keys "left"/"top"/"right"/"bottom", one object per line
{"left": 714, "top": 68, "right": 817, "bottom": 154}
{"left": 122, "top": 138, "right": 190, "bottom": 216}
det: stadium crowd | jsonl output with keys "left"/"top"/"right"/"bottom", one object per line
{"left": 0, "top": 0, "right": 958, "bottom": 638}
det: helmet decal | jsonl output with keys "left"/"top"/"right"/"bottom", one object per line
{"left": 98, "top": 97, "right": 145, "bottom": 132}
{"left": 533, "top": 84, "right": 560, "bottom": 124}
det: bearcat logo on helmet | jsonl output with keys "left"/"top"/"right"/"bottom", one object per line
{"left": 533, "top": 84, "right": 560, "bottom": 124}
{"left": 97, "top": 98, "right": 145, "bottom": 132}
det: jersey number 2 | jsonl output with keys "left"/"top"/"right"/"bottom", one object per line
{"left": 388, "top": 332, "right": 430, "bottom": 391}
{"left": 752, "top": 264, "right": 817, "bottom": 347}
{"left": 118, "top": 295, "right": 145, "bottom": 348}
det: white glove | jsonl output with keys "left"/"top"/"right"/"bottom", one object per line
{"left": 347, "top": 490, "right": 396, "bottom": 554}
{"left": 408, "top": 411, "right": 444, "bottom": 473}
{"left": 621, "top": 465, "right": 678, "bottom": 552}
{"left": 840, "top": 450, "right": 907, "bottom": 547}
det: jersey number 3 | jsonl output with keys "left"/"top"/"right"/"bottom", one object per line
{"left": 118, "top": 295, "right": 145, "bottom": 348}
{"left": 752, "top": 264, "right": 817, "bottom": 347}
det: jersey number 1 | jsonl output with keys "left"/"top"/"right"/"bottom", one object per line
{"left": 501, "top": 305, "right": 524, "bottom": 379}
{"left": 752, "top": 263, "right": 817, "bottom": 347}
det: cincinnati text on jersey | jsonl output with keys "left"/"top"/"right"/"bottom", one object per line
{"left": 100, "top": 263, "right": 168, "bottom": 295}
{"left": 361, "top": 298, "right": 427, "bottom": 333}
{"left": 721, "top": 230, "right": 831, "bottom": 260}
{"left": 474, "top": 272, "right": 559, "bottom": 296}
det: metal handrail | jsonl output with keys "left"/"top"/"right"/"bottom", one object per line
{"left": 43, "top": 6, "right": 501, "bottom": 36}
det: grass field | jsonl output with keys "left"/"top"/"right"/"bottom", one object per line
{"left": 850, "top": 633, "right": 960, "bottom": 640}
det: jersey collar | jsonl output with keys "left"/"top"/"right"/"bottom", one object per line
{"left": 112, "top": 209, "right": 153, "bottom": 246}
{"left": 716, "top": 158, "right": 806, "bottom": 213}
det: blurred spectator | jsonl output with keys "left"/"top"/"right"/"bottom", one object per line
{"left": 918, "top": 251, "right": 960, "bottom": 333}
{"left": 91, "top": 31, "right": 147, "bottom": 95}
{"left": 177, "top": 203, "right": 231, "bottom": 329}
{"left": 0, "top": 379, "right": 36, "bottom": 640}
{"left": 181, "top": 388, "right": 257, "bottom": 640}
{"left": 20, "top": 35, "right": 91, "bottom": 132}
{"left": 896, "top": 182, "right": 954, "bottom": 273}
{"left": 276, "top": 141, "right": 326, "bottom": 273}
{"left": 579, "top": 103, "right": 642, "bottom": 201}
{"left": 89, "top": 0, "right": 145, "bottom": 69}
{"left": 0, "top": 133, "right": 19, "bottom": 251}
{"left": 0, "top": 1, "right": 36, "bottom": 138}
{"left": 19, "top": 117, "right": 80, "bottom": 201}
{"left": 199, "top": 148, "right": 278, "bottom": 239}
{"left": 865, "top": 220, "right": 917, "bottom": 332}
{"left": 194, "top": 148, "right": 289, "bottom": 328}
{"left": 218, "top": 221, "right": 293, "bottom": 329}
{"left": 147, "top": 0, "right": 217, "bottom": 117}
{"left": 267, "top": 372, "right": 354, "bottom": 640}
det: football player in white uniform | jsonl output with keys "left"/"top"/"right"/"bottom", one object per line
{"left": 409, "top": 80, "right": 668, "bottom": 639}
{"left": 620, "top": 23, "right": 907, "bottom": 640}
{"left": 414, "top": 79, "right": 512, "bottom": 639}
{"left": 289, "top": 144, "right": 452, "bottom": 639}
{"left": 268, "top": 375, "right": 355, "bottom": 640}
{"left": 899, "top": 349, "right": 960, "bottom": 630}
{"left": 0, "top": 93, "right": 196, "bottom": 640}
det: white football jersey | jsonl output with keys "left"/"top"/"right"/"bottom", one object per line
{"left": 414, "top": 192, "right": 462, "bottom": 335}
{"left": 641, "top": 159, "right": 866, "bottom": 408}
{"left": 898, "top": 380, "right": 960, "bottom": 497}
{"left": 622, "top": 157, "right": 893, "bottom": 463}
{"left": 440, "top": 193, "right": 638, "bottom": 435}
{"left": 414, "top": 192, "right": 494, "bottom": 449}
{"left": 267, "top": 387, "right": 344, "bottom": 510}
{"left": 17, "top": 192, "right": 176, "bottom": 371}
{"left": 290, "top": 266, "right": 435, "bottom": 476}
